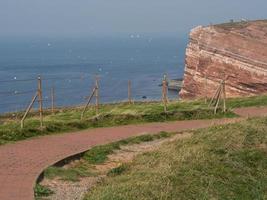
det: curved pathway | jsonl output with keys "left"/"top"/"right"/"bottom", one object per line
{"left": 0, "top": 106, "right": 267, "bottom": 200}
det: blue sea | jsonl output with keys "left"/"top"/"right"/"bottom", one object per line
{"left": 0, "top": 36, "right": 187, "bottom": 113}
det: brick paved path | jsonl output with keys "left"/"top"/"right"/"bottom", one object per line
{"left": 0, "top": 106, "right": 266, "bottom": 200}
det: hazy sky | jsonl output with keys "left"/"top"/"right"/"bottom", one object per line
{"left": 1, "top": 0, "right": 267, "bottom": 37}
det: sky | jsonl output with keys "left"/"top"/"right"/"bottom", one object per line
{"left": 0, "top": 0, "right": 267, "bottom": 38}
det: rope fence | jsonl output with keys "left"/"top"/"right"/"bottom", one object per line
{"left": 0, "top": 73, "right": 181, "bottom": 128}
{"left": 0, "top": 72, "right": 229, "bottom": 129}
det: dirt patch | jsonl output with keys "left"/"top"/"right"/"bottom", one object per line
{"left": 39, "top": 132, "right": 191, "bottom": 200}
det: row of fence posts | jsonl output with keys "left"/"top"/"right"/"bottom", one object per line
{"left": 20, "top": 74, "right": 171, "bottom": 129}
{"left": 20, "top": 75, "right": 102, "bottom": 128}
{"left": 19, "top": 73, "right": 228, "bottom": 129}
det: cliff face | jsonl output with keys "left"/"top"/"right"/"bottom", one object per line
{"left": 179, "top": 20, "right": 267, "bottom": 99}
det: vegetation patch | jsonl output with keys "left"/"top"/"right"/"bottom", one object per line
{"left": 215, "top": 20, "right": 249, "bottom": 30}
{"left": 34, "top": 184, "right": 54, "bottom": 199}
{"left": 44, "top": 165, "right": 94, "bottom": 182}
{"left": 227, "top": 95, "right": 267, "bottom": 108}
{"left": 84, "top": 117, "right": 267, "bottom": 200}
{"left": 107, "top": 164, "right": 129, "bottom": 177}
{"left": 83, "top": 143, "right": 121, "bottom": 165}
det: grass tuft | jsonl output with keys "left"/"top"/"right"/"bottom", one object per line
{"left": 44, "top": 165, "right": 94, "bottom": 182}
{"left": 34, "top": 184, "right": 54, "bottom": 198}
{"left": 83, "top": 143, "right": 121, "bottom": 165}
{"left": 107, "top": 164, "right": 129, "bottom": 177}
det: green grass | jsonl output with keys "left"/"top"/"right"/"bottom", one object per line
{"left": 43, "top": 131, "right": 174, "bottom": 181}
{"left": 0, "top": 100, "right": 236, "bottom": 145}
{"left": 34, "top": 184, "right": 54, "bottom": 199}
{"left": 215, "top": 21, "right": 249, "bottom": 30}
{"left": 84, "top": 117, "right": 267, "bottom": 200}
{"left": 2, "top": 94, "right": 267, "bottom": 145}
{"left": 44, "top": 165, "right": 95, "bottom": 182}
{"left": 107, "top": 164, "right": 129, "bottom": 177}
{"left": 214, "top": 20, "right": 267, "bottom": 31}
{"left": 227, "top": 95, "right": 267, "bottom": 108}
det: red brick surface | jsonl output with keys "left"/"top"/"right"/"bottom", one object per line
{"left": 0, "top": 107, "right": 266, "bottom": 200}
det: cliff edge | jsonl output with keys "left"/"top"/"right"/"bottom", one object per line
{"left": 179, "top": 20, "right": 267, "bottom": 99}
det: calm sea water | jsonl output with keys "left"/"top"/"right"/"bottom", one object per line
{"left": 0, "top": 36, "right": 187, "bottom": 113}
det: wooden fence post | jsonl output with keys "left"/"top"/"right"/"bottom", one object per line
{"left": 162, "top": 74, "right": 168, "bottom": 113}
{"left": 37, "top": 75, "right": 43, "bottom": 128}
{"left": 223, "top": 80, "right": 226, "bottom": 112}
{"left": 95, "top": 76, "right": 99, "bottom": 115}
{"left": 21, "top": 92, "right": 38, "bottom": 128}
{"left": 214, "top": 85, "right": 222, "bottom": 114}
{"left": 51, "top": 86, "right": 55, "bottom": 114}
{"left": 128, "top": 80, "right": 132, "bottom": 104}
{"left": 205, "top": 73, "right": 208, "bottom": 104}
{"left": 81, "top": 87, "right": 96, "bottom": 120}
{"left": 208, "top": 77, "right": 227, "bottom": 114}
{"left": 209, "top": 80, "right": 223, "bottom": 108}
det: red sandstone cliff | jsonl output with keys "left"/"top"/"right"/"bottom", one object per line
{"left": 179, "top": 20, "right": 267, "bottom": 99}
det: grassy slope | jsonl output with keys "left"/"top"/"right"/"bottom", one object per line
{"left": 84, "top": 117, "right": 267, "bottom": 200}
{"left": 0, "top": 100, "right": 235, "bottom": 145}
{"left": 227, "top": 95, "right": 267, "bottom": 108}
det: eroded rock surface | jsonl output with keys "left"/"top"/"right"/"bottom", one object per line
{"left": 180, "top": 20, "right": 267, "bottom": 99}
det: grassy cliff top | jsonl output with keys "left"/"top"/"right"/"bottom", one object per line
{"left": 213, "top": 19, "right": 267, "bottom": 31}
